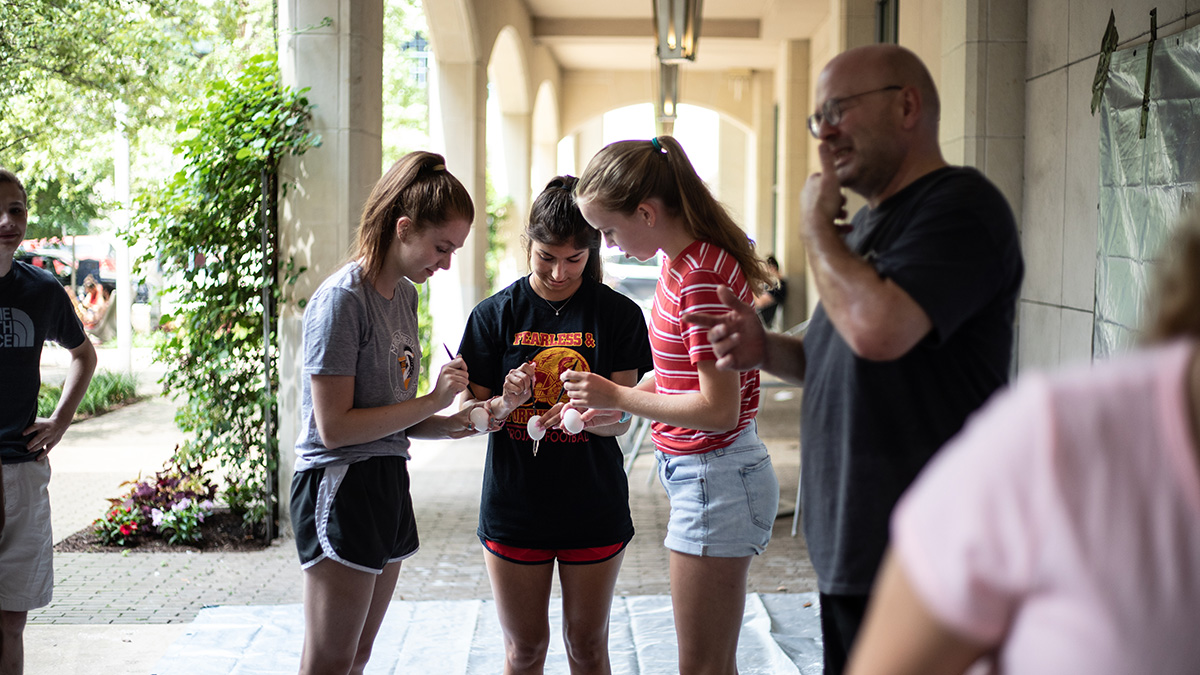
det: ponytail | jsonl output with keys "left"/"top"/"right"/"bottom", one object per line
{"left": 355, "top": 151, "right": 474, "bottom": 283}
{"left": 576, "top": 136, "right": 768, "bottom": 291}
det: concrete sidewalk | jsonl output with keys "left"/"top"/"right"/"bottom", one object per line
{"left": 23, "top": 345, "right": 817, "bottom": 674}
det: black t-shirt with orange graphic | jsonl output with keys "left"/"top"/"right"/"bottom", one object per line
{"left": 458, "top": 274, "right": 652, "bottom": 549}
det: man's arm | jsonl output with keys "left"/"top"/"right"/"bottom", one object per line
{"left": 802, "top": 144, "right": 932, "bottom": 361}
{"left": 681, "top": 286, "right": 808, "bottom": 385}
{"left": 25, "top": 338, "right": 97, "bottom": 459}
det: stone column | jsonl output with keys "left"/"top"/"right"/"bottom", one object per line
{"left": 277, "top": 0, "right": 384, "bottom": 518}
{"left": 501, "top": 110, "right": 532, "bottom": 284}
{"left": 428, "top": 58, "right": 488, "bottom": 359}
{"left": 775, "top": 40, "right": 810, "bottom": 320}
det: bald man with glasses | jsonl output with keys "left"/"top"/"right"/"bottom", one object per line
{"left": 684, "top": 44, "right": 1024, "bottom": 674}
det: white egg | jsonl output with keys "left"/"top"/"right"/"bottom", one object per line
{"left": 562, "top": 408, "right": 584, "bottom": 434}
{"left": 469, "top": 406, "right": 490, "bottom": 431}
{"left": 527, "top": 416, "right": 546, "bottom": 441}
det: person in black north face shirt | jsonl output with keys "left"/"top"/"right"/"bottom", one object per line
{"left": 0, "top": 168, "right": 97, "bottom": 675}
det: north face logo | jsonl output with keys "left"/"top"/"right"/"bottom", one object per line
{"left": 0, "top": 307, "right": 36, "bottom": 348}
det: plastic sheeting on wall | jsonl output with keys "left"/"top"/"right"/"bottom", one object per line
{"left": 1096, "top": 24, "right": 1200, "bottom": 357}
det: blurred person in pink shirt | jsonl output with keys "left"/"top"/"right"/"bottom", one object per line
{"left": 846, "top": 206, "right": 1200, "bottom": 674}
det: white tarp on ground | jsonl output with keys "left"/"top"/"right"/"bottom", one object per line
{"left": 152, "top": 592, "right": 822, "bottom": 674}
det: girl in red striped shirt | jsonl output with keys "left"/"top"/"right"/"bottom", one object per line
{"left": 567, "top": 136, "right": 780, "bottom": 675}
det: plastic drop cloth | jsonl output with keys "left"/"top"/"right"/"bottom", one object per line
{"left": 151, "top": 593, "right": 823, "bottom": 674}
{"left": 1096, "top": 23, "right": 1200, "bottom": 357}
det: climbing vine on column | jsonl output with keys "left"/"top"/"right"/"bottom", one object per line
{"left": 125, "top": 52, "right": 318, "bottom": 537}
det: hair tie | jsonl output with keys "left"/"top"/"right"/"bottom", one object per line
{"left": 650, "top": 137, "right": 664, "bottom": 152}
{"left": 430, "top": 163, "right": 445, "bottom": 172}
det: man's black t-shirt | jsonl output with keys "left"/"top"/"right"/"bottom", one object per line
{"left": 801, "top": 167, "right": 1024, "bottom": 595}
{"left": 1, "top": 261, "right": 88, "bottom": 463}
{"left": 458, "top": 275, "right": 653, "bottom": 549}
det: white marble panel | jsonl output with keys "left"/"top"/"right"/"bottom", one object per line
{"left": 986, "top": 41, "right": 1027, "bottom": 138}
{"left": 348, "top": 37, "right": 385, "bottom": 133}
{"left": 287, "top": 133, "right": 342, "bottom": 235}
{"left": 1027, "top": 0, "right": 1069, "bottom": 78}
{"left": 293, "top": 0, "right": 340, "bottom": 35}
{"left": 1062, "top": 60, "right": 1101, "bottom": 311}
{"left": 350, "top": 0, "right": 385, "bottom": 44}
{"left": 1068, "top": 0, "right": 1188, "bottom": 64}
{"left": 984, "top": 136, "right": 1025, "bottom": 221}
{"left": 941, "top": 0, "right": 968, "bottom": 55}
{"left": 1017, "top": 301, "right": 1062, "bottom": 374}
{"left": 941, "top": 43, "right": 967, "bottom": 144}
{"left": 294, "top": 33, "right": 343, "bottom": 131}
{"left": 941, "top": 136, "right": 965, "bottom": 166}
{"left": 988, "top": 0, "right": 1028, "bottom": 42}
{"left": 1059, "top": 307, "right": 1096, "bottom": 367}
{"left": 1021, "top": 70, "right": 1067, "bottom": 305}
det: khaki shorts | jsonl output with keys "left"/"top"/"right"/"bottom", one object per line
{"left": 0, "top": 460, "right": 54, "bottom": 612}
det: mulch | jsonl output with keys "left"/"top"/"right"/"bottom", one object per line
{"left": 54, "top": 509, "right": 270, "bottom": 553}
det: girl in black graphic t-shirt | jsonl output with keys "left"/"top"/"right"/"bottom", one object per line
{"left": 457, "top": 176, "right": 652, "bottom": 674}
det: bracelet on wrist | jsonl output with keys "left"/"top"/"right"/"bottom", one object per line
{"left": 618, "top": 411, "right": 633, "bottom": 424}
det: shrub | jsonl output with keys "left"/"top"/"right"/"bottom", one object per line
{"left": 126, "top": 51, "right": 318, "bottom": 541}
{"left": 93, "top": 505, "right": 142, "bottom": 546}
{"left": 95, "top": 455, "right": 219, "bottom": 547}
{"left": 151, "top": 497, "right": 215, "bottom": 545}
{"left": 38, "top": 370, "right": 139, "bottom": 419}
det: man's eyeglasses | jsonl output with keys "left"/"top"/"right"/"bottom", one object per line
{"left": 807, "top": 85, "right": 903, "bottom": 138}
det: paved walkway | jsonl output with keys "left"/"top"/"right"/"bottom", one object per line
{"left": 24, "top": 345, "right": 817, "bottom": 673}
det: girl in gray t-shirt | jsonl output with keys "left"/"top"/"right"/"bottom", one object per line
{"left": 289, "top": 151, "right": 479, "bottom": 675}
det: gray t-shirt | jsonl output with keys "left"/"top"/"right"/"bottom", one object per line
{"left": 293, "top": 262, "right": 422, "bottom": 472}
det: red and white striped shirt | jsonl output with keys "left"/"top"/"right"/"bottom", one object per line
{"left": 650, "top": 240, "right": 760, "bottom": 455}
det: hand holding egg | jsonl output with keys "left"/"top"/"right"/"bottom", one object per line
{"left": 469, "top": 406, "right": 490, "bottom": 432}
{"left": 561, "top": 407, "right": 585, "bottom": 434}
{"left": 527, "top": 416, "right": 546, "bottom": 441}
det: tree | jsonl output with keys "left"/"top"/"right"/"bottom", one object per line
{"left": 383, "top": 0, "right": 431, "bottom": 166}
{"left": 0, "top": 0, "right": 275, "bottom": 235}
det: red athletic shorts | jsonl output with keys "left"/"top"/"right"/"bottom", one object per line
{"left": 482, "top": 537, "right": 630, "bottom": 565}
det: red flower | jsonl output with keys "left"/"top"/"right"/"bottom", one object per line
{"left": 119, "top": 524, "right": 133, "bottom": 535}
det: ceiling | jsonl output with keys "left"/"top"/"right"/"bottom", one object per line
{"left": 523, "top": 0, "right": 831, "bottom": 72}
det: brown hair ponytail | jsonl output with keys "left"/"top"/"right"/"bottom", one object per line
{"left": 354, "top": 151, "right": 474, "bottom": 283}
{"left": 1143, "top": 205, "right": 1200, "bottom": 343}
{"left": 575, "top": 136, "right": 768, "bottom": 291}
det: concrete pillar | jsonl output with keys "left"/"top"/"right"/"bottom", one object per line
{"left": 501, "top": 111, "right": 532, "bottom": 283}
{"left": 428, "top": 58, "right": 488, "bottom": 360}
{"left": 277, "top": 0, "right": 385, "bottom": 517}
{"left": 574, "top": 117, "right": 605, "bottom": 176}
{"left": 717, "top": 116, "right": 749, "bottom": 239}
{"left": 839, "top": 0, "right": 877, "bottom": 50}
{"left": 775, "top": 40, "right": 810, "bottom": 321}
{"left": 751, "top": 70, "right": 777, "bottom": 283}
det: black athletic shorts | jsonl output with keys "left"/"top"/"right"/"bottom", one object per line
{"left": 290, "top": 455, "right": 420, "bottom": 574}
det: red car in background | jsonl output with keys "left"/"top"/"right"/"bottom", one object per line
{"left": 16, "top": 235, "right": 117, "bottom": 292}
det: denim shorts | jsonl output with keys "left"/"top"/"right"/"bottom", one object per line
{"left": 656, "top": 422, "right": 780, "bottom": 557}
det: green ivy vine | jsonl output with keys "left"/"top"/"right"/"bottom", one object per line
{"left": 124, "top": 52, "right": 318, "bottom": 537}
